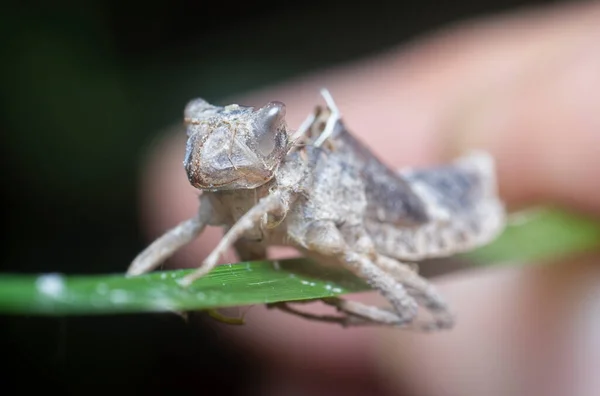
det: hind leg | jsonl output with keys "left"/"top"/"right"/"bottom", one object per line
{"left": 376, "top": 255, "right": 455, "bottom": 330}
{"left": 288, "top": 220, "right": 420, "bottom": 327}
{"left": 267, "top": 298, "right": 400, "bottom": 327}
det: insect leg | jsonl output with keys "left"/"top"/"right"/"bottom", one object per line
{"left": 179, "top": 191, "right": 289, "bottom": 286}
{"left": 267, "top": 299, "right": 399, "bottom": 327}
{"left": 376, "top": 255, "right": 455, "bottom": 330}
{"left": 342, "top": 251, "right": 419, "bottom": 326}
{"left": 322, "top": 298, "right": 406, "bottom": 326}
{"left": 126, "top": 198, "right": 213, "bottom": 276}
{"left": 297, "top": 220, "right": 419, "bottom": 326}
{"left": 287, "top": 296, "right": 451, "bottom": 331}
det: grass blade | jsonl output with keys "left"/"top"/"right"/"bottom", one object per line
{"left": 0, "top": 259, "right": 368, "bottom": 316}
{"left": 465, "top": 207, "right": 600, "bottom": 264}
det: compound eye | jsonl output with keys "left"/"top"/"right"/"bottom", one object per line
{"left": 257, "top": 101, "right": 286, "bottom": 130}
{"left": 256, "top": 101, "right": 286, "bottom": 156}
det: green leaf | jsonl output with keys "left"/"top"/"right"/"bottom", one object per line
{"left": 0, "top": 207, "right": 598, "bottom": 316}
{"left": 464, "top": 207, "right": 600, "bottom": 264}
{"left": 0, "top": 259, "right": 369, "bottom": 316}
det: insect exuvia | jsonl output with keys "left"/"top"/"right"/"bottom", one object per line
{"left": 127, "top": 89, "right": 505, "bottom": 330}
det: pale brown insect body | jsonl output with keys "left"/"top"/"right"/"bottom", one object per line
{"left": 128, "top": 90, "right": 505, "bottom": 330}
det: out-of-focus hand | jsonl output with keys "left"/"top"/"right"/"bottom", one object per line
{"left": 138, "top": 2, "right": 600, "bottom": 395}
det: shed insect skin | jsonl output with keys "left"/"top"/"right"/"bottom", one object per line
{"left": 128, "top": 89, "right": 505, "bottom": 330}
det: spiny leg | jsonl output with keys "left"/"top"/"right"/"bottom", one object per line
{"left": 342, "top": 252, "right": 419, "bottom": 326}
{"left": 289, "top": 297, "right": 445, "bottom": 330}
{"left": 376, "top": 255, "right": 455, "bottom": 330}
{"left": 294, "top": 259, "right": 452, "bottom": 330}
{"left": 295, "top": 220, "right": 419, "bottom": 327}
{"left": 270, "top": 280, "right": 413, "bottom": 328}
{"left": 179, "top": 191, "right": 289, "bottom": 286}
{"left": 127, "top": 198, "right": 213, "bottom": 276}
{"left": 267, "top": 298, "right": 393, "bottom": 327}
{"left": 320, "top": 298, "right": 403, "bottom": 326}
{"left": 376, "top": 255, "right": 448, "bottom": 311}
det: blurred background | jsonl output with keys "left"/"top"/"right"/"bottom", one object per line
{"left": 1, "top": 0, "right": 558, "bottom": 393}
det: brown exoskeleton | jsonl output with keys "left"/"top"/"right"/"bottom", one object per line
{"left": 127, "top": 89, "right": 505, "bottom": 330}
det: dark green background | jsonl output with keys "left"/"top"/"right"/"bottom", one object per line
{"left": 1, "top": 1, "right": 555, "bottom": 393}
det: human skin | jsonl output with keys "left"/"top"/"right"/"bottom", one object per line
{"left": 137, "top": 2, "right": 600, "bottom": 395}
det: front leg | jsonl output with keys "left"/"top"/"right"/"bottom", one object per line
{"left": 127, "top": 196, "right": 213, "bottom": 276}
{"left": 179, "top": 190, "right": 291, "bottom": 286}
